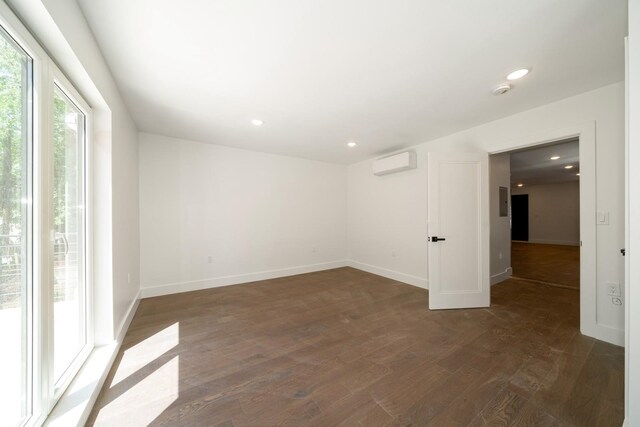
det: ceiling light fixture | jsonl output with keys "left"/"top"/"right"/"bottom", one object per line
{"left": 251, "top": 119, "right": 264, "bottom": 126}
{"left": 507, "top": 69, "right": 529, "bottom": 80}
{"left": 517, "top": 183, "right": 524, "bottom": 187}
{"left": 347, "top": 141, "right": 357, "bottom": 148}
{"left": 492, "top": 84, "right": 511, "bottom": 95}
{"left": 564, "top": 165, "right": 574, "bottom": 169}
{"left": 550, "top": 156, "right": 560, "bottom": 160}
{"left": 576, "top": 173, "right": 581, "bottom": 176}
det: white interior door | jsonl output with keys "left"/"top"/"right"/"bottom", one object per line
{"left": 428, "top": 152, "right": 490, "bottom": 309}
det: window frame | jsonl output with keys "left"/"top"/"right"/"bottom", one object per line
{"left": 48, "top": 71, "right": 93, "bottom": 403}
{"left": 0, "top": 6, "right": 47, "bottom": 426}
{"left": 0, "top": 3, "right": 94, "bottom": 426}
{"left": 0, "top": 19, "right": 35, "bottom": 427}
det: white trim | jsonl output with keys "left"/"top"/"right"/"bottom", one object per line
{"left": 590, "top": 322, "right": 624, "bottom": 347}
{"left": 115, "top": 290, "right": 141, "bottom": 343}
{"left": 491, "top": 267, "right": 512, "bottom": 285}
{"left": 45, "top": 289, "right": 140, "bottom": 427}
{"left": 347, "top": 260, "right": 428, "bottom": 289}
{"left": 624, "top": 35, "right": 630, "bottom": 427}
{"left": 524, "top": 239, "right": 580, "bottom": 246}
{"left": 140, "top": 261, "right": 348, "bottom": 298}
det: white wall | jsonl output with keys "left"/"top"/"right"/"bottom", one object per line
{"left": 347, "top": 160, "right": 428, "bottom": 288}
{"left": 9, "top": 0, "right": 141, "bottom": 342}
{"left": 110, "top": 108, "right": 139, "bottom": 338}
{"left": 347, "top": 82, "right": 625, "bottom": 343}
{"left": 489, "top": 154, "right": 512, "bottom": 284}
{"left": 139, "top": 133, "right": 347, "bottom": 297}
{"left": 511, "top": 181, "right": 580, "bottom": 246}
{"left": 626, "top": 0, "right": 639, "bottom": 423}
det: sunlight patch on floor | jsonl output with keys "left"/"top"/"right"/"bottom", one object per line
{"left": 112, "top": 322, "right": 180, "bottom": 386}
{"left": 95, "top": 355, "right": 180, "bottom": 426}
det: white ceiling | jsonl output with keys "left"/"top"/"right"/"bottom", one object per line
{"left": 77, "top": 0, "right": 627, "bottom": 164}
{"left": 509, "top": 139, "right": 580, "bottom": 187}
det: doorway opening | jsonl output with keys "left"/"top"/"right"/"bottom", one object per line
{"left": 509, "top": 138, "right": 580, "bottom": 290}
{"left": 490, "top": 137, "right": 581, "bottom": 291}
{"left": 511, "top": 194, "right": 529, "bottom": 242}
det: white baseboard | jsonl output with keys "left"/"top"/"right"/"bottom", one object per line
{"left": 491, "top": 267, "right": 512, "bottom": 285}
{"left": 519, "top": 239, "right": 580, "bottom": 246}
{"left": 347, "top": 260, "right": 428, "bottom": 289}
{"left": 584, "top": 322, "right": 625, "bottom": 347}
{"left": 140, "top": 260, "right": 348, "bottom": 298}
{"left": 115, "top": 289, "right": 141, "bottom": 342}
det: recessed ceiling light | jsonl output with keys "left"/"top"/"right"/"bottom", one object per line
{"left": 347, "top": 141, "right": 357, "bottom": 148}
{"left": 576, "top": 173, "right": 581, "bottom": 176}
{"left": 550, "top": 156, "right": 560, "bottom": 160}
{"left": 517, "top": 183, "right": 524, "bottom": 187}
{"left": 564, "top": 165, "right": 574, "bottom": 169}
{"left": 251, "top": 119, "right": 264, "bottom": 126}
{"left": 507, "top": 69, "right": 529, "bottom": 80}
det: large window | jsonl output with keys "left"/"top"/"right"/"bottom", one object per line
{"left": 0, "top": 25, "right": 33, "bottom": 427}
{"left": 52, "top": 85, "right": 87, "bottom": 388}
{"left": 0, "top": 7, "right": 92, "bottom": 427}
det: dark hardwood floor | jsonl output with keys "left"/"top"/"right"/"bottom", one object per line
{"left": 512, "top": 242, "right": 580, "bottom": 289}
{"left": 87, "top": 267, "right": 623, "bottom": 426}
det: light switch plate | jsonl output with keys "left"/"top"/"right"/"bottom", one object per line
{"left": 597, "top": 211, "right": 610, "bottom": 225}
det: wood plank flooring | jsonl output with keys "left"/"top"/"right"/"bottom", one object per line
{"left": 87, "top": 267, "right": 623, "bottom": 426}
{"left": 511, "top": 242, "right": 580, "bottom": 289}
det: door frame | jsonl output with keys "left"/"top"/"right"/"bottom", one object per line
{"left": 488, "top": 121, "right": 617, "bottom": 344}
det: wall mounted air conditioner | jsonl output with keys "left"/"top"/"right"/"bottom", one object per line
{"left": 372, "top": 151, "right": 417, "bottom": 176}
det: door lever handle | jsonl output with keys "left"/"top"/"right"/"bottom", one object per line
{"left": 430, "top": 236, "right": 446, "bottom": 242}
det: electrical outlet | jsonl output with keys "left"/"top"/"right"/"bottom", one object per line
{"left": 606, "top": 283, "right": 621, "bottom": 297}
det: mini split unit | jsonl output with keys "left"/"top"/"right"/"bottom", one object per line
{"left": 372, "top": 151, "right": 417, "bottom": 176}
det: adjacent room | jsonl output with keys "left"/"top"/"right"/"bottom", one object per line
{"left": 505, "top": 139, "right": 582, "bottom": 290}
{"left": 1, "top": 0, "right": 639, "bottom": 426}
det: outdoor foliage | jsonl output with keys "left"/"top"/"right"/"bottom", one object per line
{"left": 0, "top": 32, "right": 25, "bottom": 237}
{"left": 0, "top": 31, "right": 78, "bottom": 307}
{"left": 0, "top": 32, "right": 27, "bottom": 308}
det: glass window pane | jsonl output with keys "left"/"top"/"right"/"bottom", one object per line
{"left": 52, "top": 85, "right": 86, "bottom": 385}
{"left": 0, "top": 26, "right": 32, "bottom": 426}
